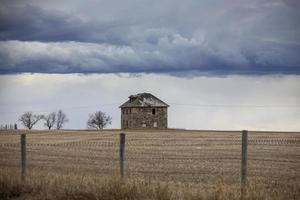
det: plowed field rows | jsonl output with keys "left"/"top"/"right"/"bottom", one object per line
{"left": 0, "top": 130, "right": 299, "bottom": 184}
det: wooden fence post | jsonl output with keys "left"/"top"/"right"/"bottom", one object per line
{"left": 119, "top": 133, "right": 125, "bottom": 178}
{"left": 241, "top": 130, "right": 248, "bottom": 199}
{"left": 21, "top": 134, "right": 26, "bottom": 182}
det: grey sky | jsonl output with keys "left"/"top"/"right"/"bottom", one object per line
{"left": 0, "top": 74, "right": 299, "bottom": 131}
{"left": 0, "top": 1, "right": 299, "bottom": 131}
{"left": 0, "top": 0, "right": 299, "bottom": 74}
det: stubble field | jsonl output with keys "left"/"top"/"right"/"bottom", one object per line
{"left": 0, "top": 129, "right": 299, "bottom": 199}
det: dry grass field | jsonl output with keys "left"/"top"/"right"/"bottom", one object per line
{"left": 0, "top": 129, "right": 299, "bottom": 199}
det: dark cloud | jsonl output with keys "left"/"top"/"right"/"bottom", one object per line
{"left": 0, "top": 3, "right": 134, "bottom": 45}
{"left": 283, "top": 0, "right": 300, "bottom": 7}
{"left": 1, "top": 39, "right": 299, "bottom": 75}
{"left": 0, "top": 0, "right": 299, "bottom": 75}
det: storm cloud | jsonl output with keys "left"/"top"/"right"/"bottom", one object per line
{"left": 0, "top": 0, "right": 299, "bottom": 75}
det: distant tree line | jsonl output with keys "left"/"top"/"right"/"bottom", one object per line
{"left": 18, "top": 110, "right": 68, "bottom": 130}
{"left": 0, "top": 124, "right": 17, "bottom": 130}
{"left": 17, "top": 110, "right": 111, "bottom": 130}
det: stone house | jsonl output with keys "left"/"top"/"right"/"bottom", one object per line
{"left": 120, "top": 93, "right": 169, "bottom": 129}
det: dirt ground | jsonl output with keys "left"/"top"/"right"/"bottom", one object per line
{"left": 0, "top": 129, "right": 299, "bottom": 186}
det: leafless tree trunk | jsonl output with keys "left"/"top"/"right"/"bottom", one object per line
{"left": 87, "top": 111, "right": 112, "bottom": 130}
{"left": 19, "top": 112, "right": 44, "bottom": 130}
{"left": 56, "top": 110, "right": 68, "bottom": 130}
{"left": 43, "top": 112, "right": 56, "bottom": 130}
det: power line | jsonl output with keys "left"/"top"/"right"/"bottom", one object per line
{"left": 0, "top": 103, "right": 121, "bottom": 114}
{"left": 0, "top": 102, "right": 299, "bottom": 115}
{"left": 170, "top": 103, "right": 300, "bottom": 108}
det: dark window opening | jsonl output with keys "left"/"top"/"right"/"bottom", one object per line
{"left": 152, "top": 109, "right": 156, "bottom": 115}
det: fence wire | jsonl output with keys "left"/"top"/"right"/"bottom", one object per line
{"left": 0, "top": 130, "right": 299, "bottom": 186}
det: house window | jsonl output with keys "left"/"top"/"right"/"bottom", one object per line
{"left": 152, "top": 108, "right": 156, "bottom": 115}
{"left": 122, "top": 109, "right": 125, "bottom": 115}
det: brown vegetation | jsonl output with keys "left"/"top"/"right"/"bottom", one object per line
{"left": 0, "top": 129, "right": 299, "bottom": 199}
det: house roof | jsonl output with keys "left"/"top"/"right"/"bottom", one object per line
{"left": 120, "top": 93, "right": 169, "bottom": 108}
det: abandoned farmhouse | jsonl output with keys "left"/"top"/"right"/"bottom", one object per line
{"left": 120, "top": 93, "right": 169, "bottom": 129}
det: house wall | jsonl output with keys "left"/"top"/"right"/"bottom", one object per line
{"left": 121, "top": 107, "right": 167, "bottom": 129}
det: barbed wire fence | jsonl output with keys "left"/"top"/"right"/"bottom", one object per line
{"left": 0, "top": 130, "right": 299, "bottom": 199}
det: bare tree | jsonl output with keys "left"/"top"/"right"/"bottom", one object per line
{"left": 19, "top": 112, "right": 44, "bottom": 130}
{"left": 43, "top": 112, "right": 56, "bottom": 130}
{"left": 56, "top": 110, "right": 68, "bottom": 130}
{"left": 87, "top": 111, "right": 112, "bottom": 129}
